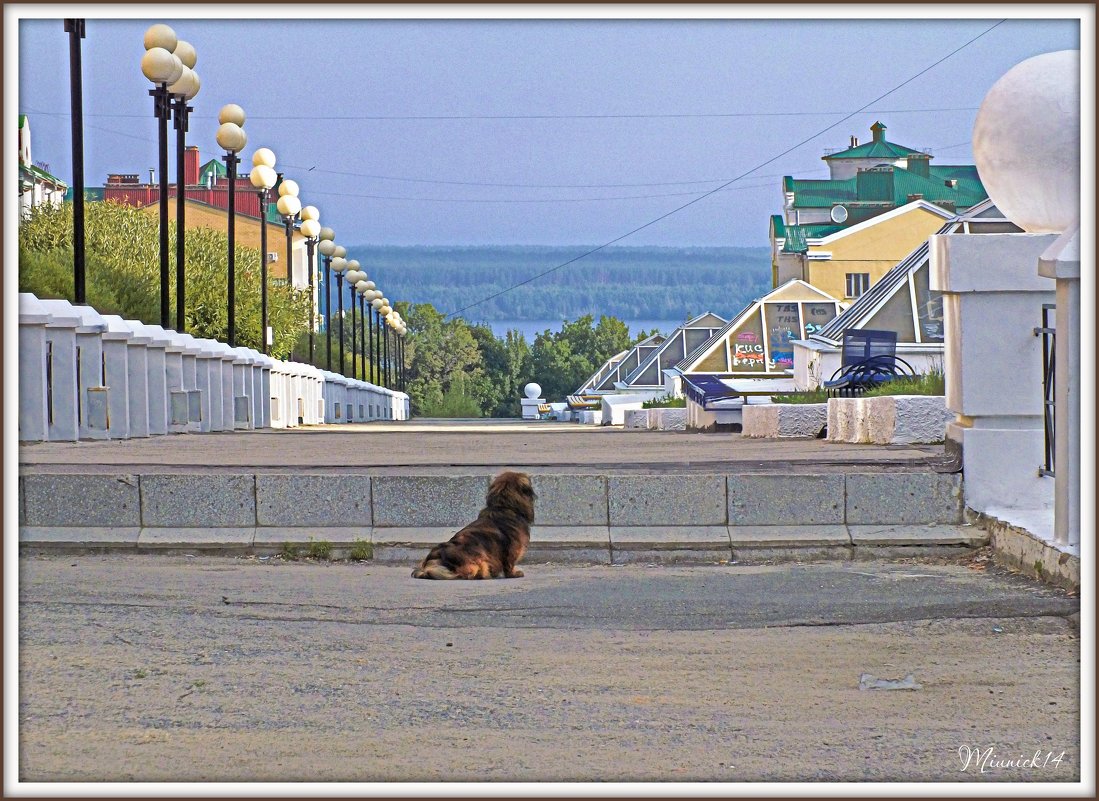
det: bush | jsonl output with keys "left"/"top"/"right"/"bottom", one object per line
{"left": 18, "top": 201, "right": 311, "bottom": 359}
{"left": 306, "top": 538, "right": 332, "bottom": 560}
{"left": 772, "top": 389, "right": 830, "bottom": 404}
{"left": 642, "top": 394, "right": 686, "bottom": 409}
{"left": 862, "top": 372, "right": 945, "bottom": 397}
{"left": 349, "top": 539, "right": 373, "bottom": 561}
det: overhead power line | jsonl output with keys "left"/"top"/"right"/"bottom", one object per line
{"left": 26, "top": 106, "right": 980, "bottom": 122}
{"left": 442, "top": 19, "right": 1005, "bottom": 320}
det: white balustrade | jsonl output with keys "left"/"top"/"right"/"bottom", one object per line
{"left": 16, "top": 294, "right": 407, "bottom": 441}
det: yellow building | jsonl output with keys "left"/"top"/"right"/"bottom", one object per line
{"left": 771, "top": 122, "right": 988, "bottom": 301}
{"left": 140, "top": 198, "right": 309, "bottom": 287}
{"left": 772, "top": 200, "right": 955, "bottom": 302}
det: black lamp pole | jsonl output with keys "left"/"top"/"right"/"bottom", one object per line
{"left": 323, "top": 254, "right": 332, "bottom": 370}
{"left": 152, "top": 81, "right": 172, "bottom": 328}
{"left": 64, "top": 19, "right": 86, "bottom": 306}
{"left": 282, "top": 211, "right": 294, "bottom": 349}
{"left": 350, "top": 288, "right": 358, "bottom": 380}
{"left": 336, "top": 273, "right": 346, "bottom": 376}
{"left": 367, "top": 300, "right": 375, "bottom": 383}
{"left": 257, "top": 187, "right": 269, "bottom": 354}
{"left": 383, "top": 320, "right": 390, "bottom": 389}
{"left": 171, "top": 93, "right": 191, "bottom": 332}
{"left": 359, "top": 295, "right": 367, "bottom": 384}
{"left": 374, "top": 308, "right": 383, "bottom": 387}
{"left": 306, "top": 237, "right": 317, "bottom": 365}
{"left": 223, "top": 150, "right": 239, "bottom": 346}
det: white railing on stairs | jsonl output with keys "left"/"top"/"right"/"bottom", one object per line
{"left": 18, "top": 293, "right": 409, "bottom": 442}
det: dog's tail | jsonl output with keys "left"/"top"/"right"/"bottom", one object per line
{"left": 411, "top": 561, "right": 458, "bottom": 580}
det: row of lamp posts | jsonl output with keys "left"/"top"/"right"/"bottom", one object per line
{"left": 129, "top": 22, "right": 409, "bottom": 383}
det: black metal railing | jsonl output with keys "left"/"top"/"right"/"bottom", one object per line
{"left": 1034, "top": 303, "right": 1056, "bottom": 477}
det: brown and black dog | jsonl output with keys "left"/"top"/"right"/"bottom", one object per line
{"left": 411, "top": 470, "right": 535, "bottom": 580}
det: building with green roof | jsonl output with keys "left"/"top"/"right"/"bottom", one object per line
{"left": 770, "top": 122, "right": 988, "bottom": 301}
{"left": 18, "top": 115, "right": 68, "bottom": 216}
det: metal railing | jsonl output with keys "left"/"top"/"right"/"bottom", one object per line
{"left": 1034, "top": 303, "right": 1056, "bottom": 477}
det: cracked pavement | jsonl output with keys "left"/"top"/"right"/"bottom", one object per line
{"left": 17, "top": 553, "right": 1081, "bottom": 783}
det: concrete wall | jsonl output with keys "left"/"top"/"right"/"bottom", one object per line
{"left": 19, "top": 471, "right": 970, "bottom": 563}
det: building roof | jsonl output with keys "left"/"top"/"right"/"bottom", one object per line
{"left": 199, "top": 159, "right": 228, "bottom": 183}
{"left": 20, "top": 161, "right": 68, "bottom": 187}
{"left": 63, "top": 186, "right": 106, "bottom": 202}
{"left": 785, "top": 164, "right": 986, "bottom": 210}
{"left": 822, "top": 121, "right": 922, "bottom": 161}
{"left": 811, "top": 199, "right": 1021, "bottom": 345}
{"left": 619, "top": 312, "right": 728, "bottom": 388}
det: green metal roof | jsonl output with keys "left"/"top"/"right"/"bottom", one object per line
{"left": 20, "top": 162, "right": 67, "bottom": 186}
{"left": 198, "top": 158, "right": 227, "bottom": 183}
{"left": 823, "top": 121, "right": 922, "bottom": 161}
{"left": 780, "top": 223, "right": 844, "bottom": 253}
{"left": 63, "top": 187, "right": 105, "bottom": 202}
{"left": 823, "top": 139, "right": 920, "bottom": 160}
{"left": 785, "top": 164, "right": 986, "bottom": 210}
{"left": 770, "top": 215, "right": 785, "bottom": 238}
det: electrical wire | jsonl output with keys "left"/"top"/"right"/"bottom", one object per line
{"left": 24, "top": 106, "right": 981, "bottom": 121}
{"left": 441, "top": 20, "right": 1004, "bottom": 320}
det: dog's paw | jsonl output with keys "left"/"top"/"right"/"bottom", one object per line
{"left": 509, "top": 569, "right": 524, "bottom": 578}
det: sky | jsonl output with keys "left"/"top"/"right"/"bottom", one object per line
{"left": 11, "top": 7, "right": 1085, "bottom": 249}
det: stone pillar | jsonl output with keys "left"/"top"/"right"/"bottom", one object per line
{"left": 929, "top": 232, "right": 1056, "bottom": 515}
{"left": 1038, "top": 226, "right": 1081, "bottom": 548}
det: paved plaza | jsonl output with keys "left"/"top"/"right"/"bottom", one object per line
{"left": 19, "top": 418, "right": 949, "bottom": 475}
{"left": 17, "top": 554, "right": 1079, "bottom": 783}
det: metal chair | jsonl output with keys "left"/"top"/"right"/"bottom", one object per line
{"left": 822, "top": 329, "right": 915, "bottom": 397}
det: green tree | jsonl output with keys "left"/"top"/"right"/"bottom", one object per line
{"left": 529, "top": 314, "right": 635, "bottom": 402}
{"left": 403, "top": 303, "right": 485, "bottom": 417}
{"left": 18, "top": 201, "right": 310, "bottom": 359}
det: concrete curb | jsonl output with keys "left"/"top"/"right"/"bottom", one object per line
{"left": 18, "top": 470, "right": 975, "bottom": 563}
{"left": 20, "top": 523, "right": 988, "bottom": 565}
{"left": 973, "top": 512, "right": 1080, "bottom": 592}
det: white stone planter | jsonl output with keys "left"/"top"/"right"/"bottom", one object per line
{"left": 867, "top": 395, "right": 952, "bottom": 444}
{"left": 827, "top": 395, "right": 949, "bottom": 444}
{"left": 651, "top": 407, "right": 687, "bottom": 431}
{"left": 623, "top": 409, "right": 653, "bottom": 430}
{"left": 743, "top": 403, "right": 827, "bottom": 438}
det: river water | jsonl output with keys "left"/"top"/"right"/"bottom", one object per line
{"left": 478, "top": 319, "right": 683, "bottom": 341}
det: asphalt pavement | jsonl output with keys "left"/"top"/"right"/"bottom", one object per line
{"left": 16, "top": 553, "right": 1081, "bottom": 784}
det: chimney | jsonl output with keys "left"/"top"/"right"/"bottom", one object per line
{"left": 148, "top": 168, "right": 155, "bottom": 185}
{"left": 184, "top": 146, "right": 200, "bottom": 185}
{"left": 850, "top": 135, "right": 858, "bottom": 148}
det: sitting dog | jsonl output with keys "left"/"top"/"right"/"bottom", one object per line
{"left": 411, "top": 470, "right": 535, "bottom": 580}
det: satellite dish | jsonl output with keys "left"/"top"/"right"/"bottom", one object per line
{"left": 830, "top": 205, "right": 849, "bottom": 223}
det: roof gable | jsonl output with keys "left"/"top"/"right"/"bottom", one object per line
{"left": 679, "top": 281, "right": 842, "bottom": 375}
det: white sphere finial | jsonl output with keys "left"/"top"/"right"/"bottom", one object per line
{"left": 524, "top": 382, "right": 542, "bottom": 399}
{"left": 972, "top": 50, "right": 1080, "bottom": 234}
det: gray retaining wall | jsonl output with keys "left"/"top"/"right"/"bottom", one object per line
{"left": 19, "top": 471, "right": 980, "bottom": 562}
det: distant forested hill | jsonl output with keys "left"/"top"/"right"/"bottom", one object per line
{"left": 341, "top": 245, "right": 773, "bottom": 322}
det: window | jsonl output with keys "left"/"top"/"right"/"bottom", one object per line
{"left": 845, "top": 273, "right": 871, "bottom": 298}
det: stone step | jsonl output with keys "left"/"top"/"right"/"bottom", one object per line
{"left": 19, "top": 471, "right": 968, "bottom": 553}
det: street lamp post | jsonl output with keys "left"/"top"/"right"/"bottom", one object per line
{"left": 275, "top": 179, "right": 302, "bottom": 356}
{"left": 362, "top": 286, "right": 377, "bottom": 383}
{"left": 64, "top": 18, "right": 86, "bottom": 305}
{"left": 331, "top": 255, "right": 348, "bottom": 375}
{"left": 371, "top": 296, "right": 385, "bottom": 387}
{"left": 216, "top": 103, "right": 247, "bottom": 346}
{"left": 356, "top": 281, "right": 369, "bottom": 382}
{"left": 344, "top": 263, "right": 363, "bottom": 379}
{"left": 379, "top": 298, "right": 392, "bottom": 387}
{"left": 249, "top": 148, "right": 277, "bottom": 354}
{"left": 168, "top": 40, "right": 199, "bottom": 332}
{"left": 317, "top": 229, "right": 336, "bottom": 369}
{"left": 141, "top": 24, "right": 184, "bottom": 329}
{"left": 299, "top": 206, "right": 322, "bottom": 365}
